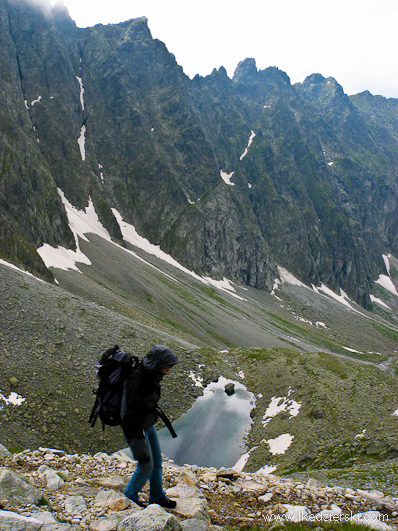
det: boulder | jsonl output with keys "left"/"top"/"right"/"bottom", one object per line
{"left": 38, "top": 465, "right": 65, "bottom": 490}
{"left": 94, "top": 489, "right": 131, "bottom": 510}
{"left": 0, "top": 509, "right": 43, "bottom": 530}
{"left": 89, "top": 475, "right": 126, "bottom": 491}
{"left": 282, "top": 505, "right": 311, "bottom": 522}
{"left": 0, "top": 468, "right": 43, "bottom": 505}
{"left": 0, "top": 444, "right": 12, "bottom": 458}
{"left": 88, "top": 509, "right": 139, "bottom": 531}
{"left": 216, "top": 468, "right": 241, "bottom": 480}
{"left": 176, "top": 469, "right": 198, "bottom": 486}
{"left": 224, "top": 383, "right": 235, "bottom": 396}
{"left": 166, "top": 485, "right": 209, "bottom": 522}
{"left": 180, "top": 518, "right": 209, "bottom": 530}
{"left": 117, "top": 504, "right": 182, "bottom": 530}
{"left": 64, "top": 495, "right": 87, "bottom": 515}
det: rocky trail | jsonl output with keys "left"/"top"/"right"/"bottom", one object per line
{"left": 1, "top": 445, "right": 398, "bottom": 530}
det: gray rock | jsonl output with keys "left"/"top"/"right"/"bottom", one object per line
{"left": 166, "top": 485, "right": 205, "bottom": 499}
{"left": 90, "top": 475, "right": 126, "bottom": 491}
{"left": 117, "top": 503, "right": 182, "bottom": 530}
{"left": 258, "top": 492, "right": 274, "bottom": 504}
{"left": 181, "top": 518, "right": 209, "bottom": 530}
{"left": 89, "top": 509, "right": 139, "bottom": 531}
{"left": 224, "top": 383, "right": 235, "bottom": 396}
{"left": 0, "top": 509, "right": 43, "bottom": 530}
{"left": 0, "top": 467, "right": 43, "bottom": 505}
{"left": 64, "top": 495, "right": 87, "bottom": 515}
{"left": 38, "top": 465, "right": 65, "bottom": 490}
{"left": 41, "top": 525, "right": 74, "bottom": 531}
{"left": 94, "top": 489, "right": 131, "bottom": 510}
{"left": 165, "top": 484, "right": 209, "bottom": 521}
{"left": 176, "top": 469, "right": 198, "bottom": 486}
{"left": 216, "top": 468, "right": 241, "bottom": 480}
{"left": 30, "top": 511, "right": 59, "bottom": 525}
{"left": 173, "top": 498, "right": 209, "bottom": 522}
{"left": 0, "top": 444, "right": 12, "bottom": 458}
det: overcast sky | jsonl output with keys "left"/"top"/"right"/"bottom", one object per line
{"left": 57, "top": 0, "right": 398, "bottom": 98}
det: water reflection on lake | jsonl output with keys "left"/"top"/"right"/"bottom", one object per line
{"left": 157, "top": 376, "right": 255, "bottom": 469}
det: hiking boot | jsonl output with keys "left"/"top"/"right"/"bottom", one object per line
{"left": 129, "top": 497, "right": 146, "bottom": 508}
{"left": 154, "top": 496, "right": 177, "bottom": 509}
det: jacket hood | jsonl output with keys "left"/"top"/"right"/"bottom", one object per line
{"left": 142, "top": 345, "right": 179, "bottom": 373}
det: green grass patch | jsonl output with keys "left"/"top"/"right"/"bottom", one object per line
{"left": 317, "top": 352, "right": 349, "bottom": 379}
{"left": 236, "top": 346, "right": 298, "bottom": 362}
{"left": 372, "top": 322, "right": 398, "bottom": 341}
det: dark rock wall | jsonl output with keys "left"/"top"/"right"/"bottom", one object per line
{"left": 1, "top": 0, "right": 398, "bottom": 304}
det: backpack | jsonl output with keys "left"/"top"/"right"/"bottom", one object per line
{"left": 89, "top": 345, "right": 140, "bottom": 430}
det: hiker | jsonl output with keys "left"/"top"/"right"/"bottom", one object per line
{"left": 121, "top": 344, "right": 179, "bottom": 508}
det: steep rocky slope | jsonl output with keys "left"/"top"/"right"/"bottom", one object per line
{"left": 1, "top": 0, "right": 398, "bottom": 305}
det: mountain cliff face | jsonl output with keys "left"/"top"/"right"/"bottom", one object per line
{"left": 1, "top": 0, "right": 398, "bottom": 306}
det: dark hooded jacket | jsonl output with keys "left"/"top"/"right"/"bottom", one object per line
{"left": 121, "top": 345, "right": 179, "bottom": 463}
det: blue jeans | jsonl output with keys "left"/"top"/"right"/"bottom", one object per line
{"left": 124, "top": 425, "right": 166, "bottom": 504}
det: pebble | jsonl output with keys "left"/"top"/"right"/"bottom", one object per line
{"left": 1, "top": 447, "right": 398, "bottom": 530}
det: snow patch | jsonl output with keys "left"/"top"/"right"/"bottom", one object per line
{"left": 264, "top": 433, "right": 294, "bottom": 455}
{"left": 31, "top": 95, "right": 42, "bottom": 106}
{"left": 262, "top": 388, "right": 301, "bottom": 427}
{"left": 0, "top": 392, "right": 26, "bottom": 410}
{"left": 278, "top": 266, "right": 307, "bottom": 288}
{"left": 98, "top": 163, "right": 104, "bottom": 184}
{"left": 314, "top": 283, "right": 353, "bottom": 308}
{"left": 256, "top": 464, "right": 277, "bottom": 474}
{"left": 77, "top": 125, "right": 86, "bottom": 161}
{"left": 233, "top": 451, "right": 250, "bottom": 471}
{"left": 343, "top": 346, "right": 361, "bottom": 353}
{"left": 112, "top": 209, "right": 245, "bottom": 300}
{"left": 248, "top": 183, "right": 252, "bottom": 189}
{"left": 370, "top": 295, "right": 391, "bottom": 310}
{"left": 292, "top": 313, "right": 312, "bottom": 325}
{"left": 24, "top": 100, "right": 29, "bottom": 109}
{"left": 0, "top": 259, "right": 44, "bottom": 282}
{"left": 37, "top": 189, "right": 245, "bottom": 301}
{"left": 240, "top": 130, "right": 256, "bottom": 160}
{"left": 327, "top": 161, "right": 334, "bottom": 166}
{"left": 375, "top": 274, "right": 398, "bottom": 296}
{"left": 220, "top": 170, "right": 235, "bottom": 186}
{"left": 76, "top": 76, "right": 85, "bottom": 111}
{"left": 188, "top": 371, "right": 203, "bottom": 388}
{"left": 234, "top": 444, "right": 259, "bottom": 471}
{"left": 37, "top": 189, "right": 110, "bottom": 272}
{"left": 355, "top": 429, "right": 367, "bottom": 438}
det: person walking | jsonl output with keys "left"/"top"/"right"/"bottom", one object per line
{"left": 121, "top": 344, "right": 179, "bottom": 508}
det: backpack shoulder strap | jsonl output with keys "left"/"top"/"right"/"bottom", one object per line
{"left": 155, "top": 405, "right": 177, "bottom": 438}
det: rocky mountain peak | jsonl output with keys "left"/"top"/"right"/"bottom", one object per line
{"left": 233, "top": 57, "right": 258, "bottom": 83}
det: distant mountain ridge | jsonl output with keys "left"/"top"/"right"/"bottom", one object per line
{"left": 1, "top": 0, "right": 398, "bottom": 307}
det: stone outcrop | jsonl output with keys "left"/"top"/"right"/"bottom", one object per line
{"left": 0, "top": 446, "right": 397, "bottom": 530}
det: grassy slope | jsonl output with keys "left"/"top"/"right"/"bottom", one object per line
{"left": 1, "top": 234, "right": 398, "bottom": 493}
